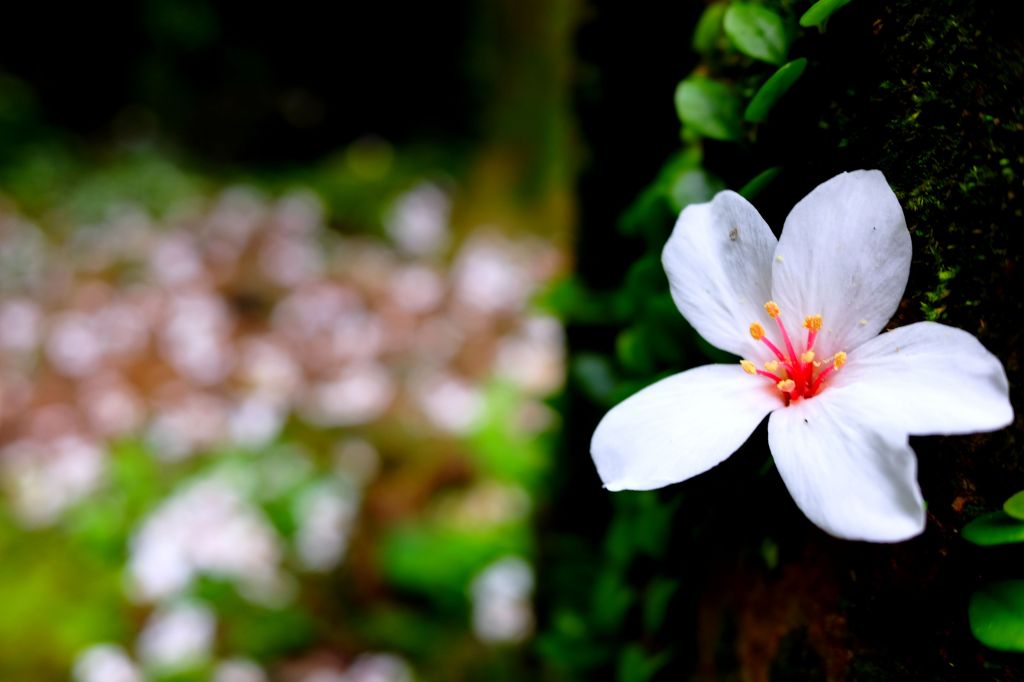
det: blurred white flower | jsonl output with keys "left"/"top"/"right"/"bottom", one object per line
{"left": 237, "top": 336, "right": 305, "bottom": 404}
{"left": 94, "top": 301, "right": 151, "bottom": 360}
{"left": 388, "top": 265, "right": 446, "bottom": 314}
{"left": 149, "top": 232, "right": 205, "bottom": 286}
{"left": 470, "top": 556, "right": 534, "bottom": 644}
{"left": 385, "top": 182, "right": 450, "bottom": 257}
{"left": 330, "top": 308, "right": 384, "bottom": 362}
{"left": 259, "top": 234, "right": 324, "bottom": 287}
{"left": 294, "top": 482, "right": 359, "bottom": 571}
{"left": 410, "top": 369, "right": 483, "bottom": 434}
{"left": 342, "top": 653, "right": 414, "bottom": 682}
{"left": 214, "top": 658, "right": 268, "bottom": 682}
{"left": 128, "top": 478, "right": 284, "bottom": 602}
{"left": 78, "top": 375, "right": 145, "bottom": 437}
{"left": 452, "top": 233, "right": 533, "bottom": 314}
{"left": 273, "top": 190, "right": 325, "bottom": 236}
{"left": 495, "top": 315, "right": 565, "bottom": 395}
{"left": 46, "top": 311, "right": 105, "bottom": 378}
{"left": 228, "top": 396, "right": 287, "bottom": 448}
{"left": 160, "top": 292, "right": 234, "bottom": 385}
{"left": 137, "top": 601, "right": 216, "bottom": 669}
{"left": 274, "top": 284, "right": 359, "bottom": 338}
{"left": 146, "top": 392, "right": 228, "bottom": 460}
{"left": 73, "top": 644, "right": 143, "bottom": 682}
{"left": 302, "top": 363, "right": 395, "bottom": 427}
{"left": 1, "top": 436, "right": 106, "bottom": 527}
{"left": 0, "top": 298, "right": 42, "bottom": 352}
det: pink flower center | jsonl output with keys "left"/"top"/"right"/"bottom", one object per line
{"left": 739, "top": 301, "right": 846, "bottom": 405}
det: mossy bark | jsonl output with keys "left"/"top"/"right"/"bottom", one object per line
{"left": 544, "top": 1, "right": 1023, "bottom": 679}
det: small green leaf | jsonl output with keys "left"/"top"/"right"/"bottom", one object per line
{"left": 800, "top": 0, "right": 855, "bottom": 28}
{"left": 1005, "top": 491, "right": 1024, "bottom": 520}
{"left": 618, "top": 644, "right": 670, "bottom": 682}
{"left": 616, "top": 327, "right": 652, "bottom": 374}
{"left": 692, "top": 3, "right": 727, "bottom": 54}
{"left": 674, "top": 76, "right": 743, "bottom": 141}
{"left": 962, "top": 511, "right": 1024, "bottom": 546}
{"left": 739, "top": 167, "right": 782, "bottom": 199}
{"left": 723, "top": 4, "right": 790, "bottom": 65}
{"left": 744, "top": 58, "right": 808, "bottom": 122}
{"left": 970, "top": 581, "right": 1024, "bottom": 652}
{"left": 643, "top": 578, "right": 679, "bottom": 632}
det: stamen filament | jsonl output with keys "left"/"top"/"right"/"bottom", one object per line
{"left": 773, "top": 313, "right": 800, "bottom": 367}
{"left": 810, "top": 366, "right": 834, "bottom": 394}
{"left": 810, "top": 352, "right": 847, "bottom": 395}
{"left": 758, "top": 335, "right": 789, "bottom": 365}
{"left": 757, "top": 369, "right": 784, "bottom": 382}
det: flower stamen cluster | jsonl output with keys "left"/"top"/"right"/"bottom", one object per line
{"left": 741, "top": 300, "right": 846, "bottom": 402}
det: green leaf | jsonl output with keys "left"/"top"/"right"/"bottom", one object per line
{"left": 970, "top": 581, "right": 1024, "bottom": 652}
{"left": 618, "top": 645, "right": 670, "bottom": 682}
{"left": 723, "top": 4, "right": 790, "bottom": 65}
{"left": 616, "top": 327, "right": 653, "bottom": 374}
{"left": 744, "top": 58, "right": 808, "bottom": 122}
{"left": 674, "top": 76, "right": 743, "bottom": 141}
{"left": 1004, "top": 491, "right": 1024, "bottom": 520}
{"left": 643, "top": 578, "right": 679, "bottom": 632}
{"left": 692, "top": 3, "right": 727, "bottom": 54}
{"left": 591, "top": 570, "right": 635, "bottom": 632}
{"left": 739, "top": 167, "right": 782, "bottom": 199}
{"left": 800, "top": 0, "right": 855, "bottom": 28}
{"left": 962, "top": 511, "right": 1024, "bottom": 546}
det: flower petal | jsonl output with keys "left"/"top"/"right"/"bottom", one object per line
{"left": 831, "top": 321, "right": 1013, "bottom": 435}
{"left": 663, "top": 191, "right": 778, "bottom": 359}
{"left": 771, "top": 170, "right": 911, "bottom": 358}
{"left": 592, "top": 364, "right": 780, "bottom": 491}
{"left": 767, "top": 391, "right": 925, "bottom": 542}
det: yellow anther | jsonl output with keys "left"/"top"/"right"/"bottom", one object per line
{"left": 800, "top": 350, "right": 815, "bottom": 363}
{"left": 833, "top": 351, "right": 847, "bottom": 369}
{"left": 764, "top": 301, "right": 781, "bottom": 318}
{"left": 764, "top": 360, "right": 780, "bottom": 372}
{"left": 776, "top": 379, "right": 796, "bottom": 393}
{"left": 740, "top": 360, "right": 757, "bottom": 375}
{"left": 803, "top": 315, "right": 823, "bottom": 332}
{"left": 749, "top": 322, "right": 766, "bottom": 340}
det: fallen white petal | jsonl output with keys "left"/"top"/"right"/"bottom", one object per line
{"left": 768, "top": 390, "right": 926, "bottom": 542}
{"left": 592, "top": 365, "right": 780, "bottom": 491}
{"left": 771, "top": 170, "right": 911, "bottom": 358}
{"left": 832, "top": 321, "right": 1013, "bottom": 435}
{"left": 663, "top": 191, "right": 777, "bottom": 359}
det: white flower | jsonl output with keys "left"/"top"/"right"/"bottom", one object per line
{"left": 591, "top": 170, "right": 1013, "bottom": 542}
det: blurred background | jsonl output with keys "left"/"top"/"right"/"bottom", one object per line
{"left": 0, "top": 2, "right": 581, "bottom": 679}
